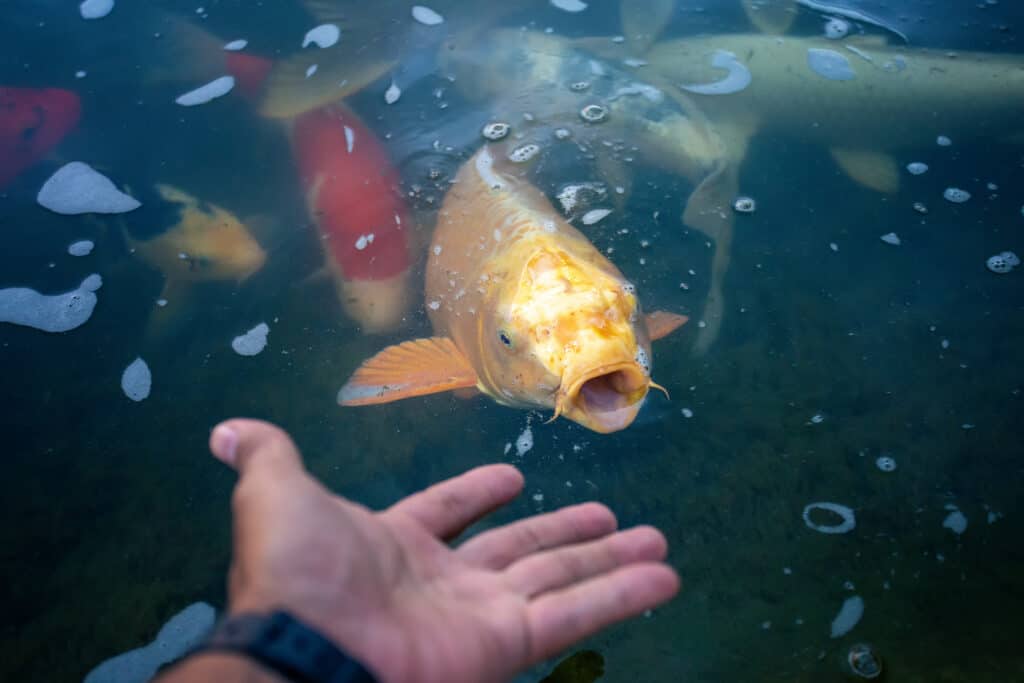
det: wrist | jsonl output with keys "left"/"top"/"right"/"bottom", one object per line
{"left": 158, "top": 651, "right": 285, "bottom": 683}
{"left": 190, "top": 609, "right": 381, "bottom": 683}
{"left": 227, "top": 596, "right": 394, "bottom": 683}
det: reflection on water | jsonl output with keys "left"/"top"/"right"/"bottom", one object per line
{"left": 1, "top": 0, "right": 1023, "bottom": 681}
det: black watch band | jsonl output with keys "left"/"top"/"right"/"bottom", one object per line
{"left": 188, "top": 610, "right": 378, "bottom": 683}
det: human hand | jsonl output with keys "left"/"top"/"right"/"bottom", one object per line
{"left": 210, "top": 419, "right": 679, "bottom": 683}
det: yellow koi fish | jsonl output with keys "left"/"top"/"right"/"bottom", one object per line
{"left": 339, "top": 145, "right": 687, "bottom": 433}
{"left": 125, "top": 184, "right": 267, "bottom": 304}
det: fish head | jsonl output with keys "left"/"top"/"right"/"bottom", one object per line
{"left": 0, "top": 87, "right": 81, "bottom": 187}
{"left": 154, "top": 184, "right": 268, "bottom": 282}
{"left": 485, "top": 245, "right": 653, "bottom": 434}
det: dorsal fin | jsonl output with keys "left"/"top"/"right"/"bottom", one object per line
{"left": 645, "top": 311, "right": 688, "bottom": 341}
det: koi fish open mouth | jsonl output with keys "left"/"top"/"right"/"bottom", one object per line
{"left": 557, "top": 362, "right": 654, "bottom": 433}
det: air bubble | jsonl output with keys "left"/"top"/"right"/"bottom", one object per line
{"left": 579, "top": 104, "right": 608, "bottom": 123}
{"left": 875, "top": 456, "right": 896, "bottom": 472}
{"left": 824, "top": 18, "right": 850, "bottom": 39}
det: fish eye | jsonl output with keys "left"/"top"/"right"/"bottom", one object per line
{"left": 498, "top": 330, "right": 513, "bottom": 348}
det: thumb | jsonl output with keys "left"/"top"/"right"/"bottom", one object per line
{"left": 210, "top": 418, "right": 305, "bottom": 478}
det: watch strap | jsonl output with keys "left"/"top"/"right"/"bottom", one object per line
{"left": 190, "top": 610, "right": 377, "bottom": 683}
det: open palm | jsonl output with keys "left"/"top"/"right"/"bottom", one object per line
{"left": 216, "top": 419, "right": 679, "bottom": 683}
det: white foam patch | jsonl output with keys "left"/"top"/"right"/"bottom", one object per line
{"left": 880, "top": 232, "right": 901, "bottom": 246}
{"left": 679, "top": 50, "right": 751, "bottom": 95}
{"left": 344, "top": 125, "right": 355, "bottom": 153}
{"left": 385, "top": 81, "right": 401, "bottom": 104}
{"left": 37, "top": 163, "right": 140, "bottom": 215}
{"left": 412, "top": 6, "right": 444, "bottom": 25}
{"left": 80, "top": 0, "right": 114, "bottom": 20}
{"left": 516, "top": 426, "right": 534, "bottom": 456}
{"left": 906, "top": 162, "right": 928, "bottom": 175}
{"left": 68, "top": 240, "right": 95, "bottom": 256}
{"left": 830, "top": 595, "right": 864, "bottom": 638}
{"left": 223, "top": 39, "right": 248, "bottom": 51}
{"left": 121, "top": 358, "right": 152, "bottom": 402}
{"left": 807, "top": 48, "right": 855, "bottom": 81}
{"left": 84, "top": 603, "right": 215, "bottom": 683}
{"left": 943, "top": 509, "right": 968, "bottom": 535}
{"left": 582, "top": 208, "right": 611, "bottom": 225}
{"left": 0, "top": 274, "right": 102, "bottom": 333}
{"left": 175, "top": 76, "right": 235, "bottom": 106}
{"left": 231, "top": 322, "right": 269, "bottom": 356}
{"left": 550, "top": 0, "right": 587, "bottom": 11}
{"left": 303, "top": 24, "right": 340, "bottom": 49}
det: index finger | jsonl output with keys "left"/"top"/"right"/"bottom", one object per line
{"left": 384, "top": 464, "right": 524, "bottom": 540}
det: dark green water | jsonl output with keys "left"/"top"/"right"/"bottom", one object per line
{"left": 2, "top": 1, "right": 1023, "bottom": 681}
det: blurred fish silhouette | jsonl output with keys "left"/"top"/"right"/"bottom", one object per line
{"left": 339, "top": 145, "right": 687, "bottom": 434}
{"left": 257, "top": 0, "right": 537, "bottom": 118}
{"left": 0, "top": 87, "right": 81, "bottom": 188}
{"left": 443, "top": 0, "right": 1024, "bottom": 353}
{"left": 122, "top": 184, "right": 267, "bottom": 308}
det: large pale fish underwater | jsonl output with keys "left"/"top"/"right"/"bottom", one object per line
{"left": 339, "top": 144, "right": 688, "bottom": 433}
{"left": 441, "top": 4, "right": 1024, "bottom": 353}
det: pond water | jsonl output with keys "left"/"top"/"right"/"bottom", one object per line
{"left": 2, "top": 1, "right": 1023, "bottom": 681}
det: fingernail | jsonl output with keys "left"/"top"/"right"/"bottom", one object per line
{"left": 210, "top": 424, "right": 239, "bottom": 466}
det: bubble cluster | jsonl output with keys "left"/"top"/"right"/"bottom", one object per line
{"left": 943, "top": 187, "right": 970, "bottom": 203}
{"left": 733, "top": 196, "right": 756, "bottom": 213}
{"left": 508, "top": 143, "right": 541, "bottom": 163}
{"left": 569, "top": 81, "right": 591, "bottom": 92}
{"left": 481, "top": 121, "right": 510, "bottom": 141}
{"left": 986, "top": 251, "right": 1019, "bottom": 274}
{"left": 906, "top": 162, "right": 928, "bottom": 175}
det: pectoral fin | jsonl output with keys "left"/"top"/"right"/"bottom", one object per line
{"left": 830, "top": 148, "right": 900, "bottom": 194}
{"left": 338, "top": 337, "right": 478, "bottom": 406}
{"left": 742, "top": 0, "right": 797, "bottom": 34}
{"left": 645, "top": 311, "right": 689, "bottom": 341}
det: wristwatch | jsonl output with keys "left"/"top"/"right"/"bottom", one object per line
{"left": 188, "top": 610, "right": 378, "bottom": 683}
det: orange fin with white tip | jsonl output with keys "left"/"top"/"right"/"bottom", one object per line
{"left": 338, "top": 337, "right": 478, "bottom": 406}
{"left": 645, "top": 311, "right": 689, "bottom": 341}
